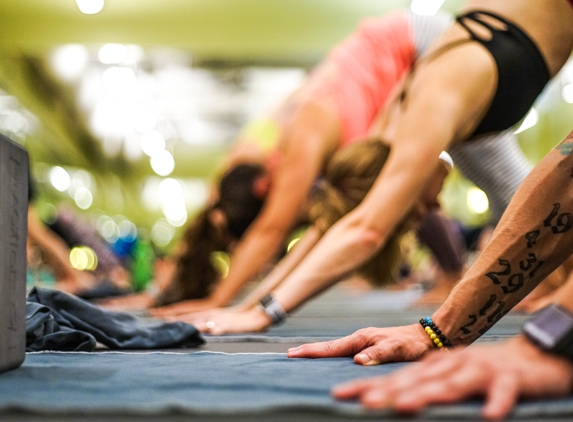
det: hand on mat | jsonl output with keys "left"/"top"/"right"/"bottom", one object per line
{"left": 186, "top": 307, "right": 271, "bottom": 335}
{"left": 331, "top": 336, "right": 573, "bottom": 420}
{"left": 149, "top": 298, "right": 218, "bottom": 318}
{"left": 287, "top": 324, "right": 433, "bottom": 365}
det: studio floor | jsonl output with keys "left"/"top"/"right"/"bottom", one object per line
{"left": 2, "top": 286, "right": 568, "bottom": 422}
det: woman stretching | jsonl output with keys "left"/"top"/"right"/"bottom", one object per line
{"left": 177, "top": 0, "right": 573, "bottom": 333}
{"left": 116, "top": 8, "right": 534, "bottom": 316}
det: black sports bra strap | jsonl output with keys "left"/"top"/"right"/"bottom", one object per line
{"left": 456, "top": 11, "right": 512, "bottom": 42}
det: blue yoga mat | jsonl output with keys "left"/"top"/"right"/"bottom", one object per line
{"left": 1, "top": 351, "right": 572, "bottom": 420}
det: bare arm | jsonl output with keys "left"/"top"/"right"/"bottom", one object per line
{"left": 205, "top": 102, "right": 339, "bottom": 307}
{"left": 290, "top": 132, "right": 573, "bottom": 364}
{"left": 233, "top": 226, "right": 322, "bottom": 310}
{"left": 330, "top": 137, "right": 573, "bottom": 419}
{"left": 192, "top": 36, "right": 501, "bottom": 332}
{"left": 433, "top": 136, "right": 573, "bottom": 344}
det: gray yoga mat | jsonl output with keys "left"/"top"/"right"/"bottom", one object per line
{"left": 1, "top": 351, "right": 572, "bottom": 421}
{"left": 205, "top": 287, "right": 527, "bottom": 343}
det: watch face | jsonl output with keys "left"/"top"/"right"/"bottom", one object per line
{"left": 523, "top": 305, "right": 573, "bottom": 349}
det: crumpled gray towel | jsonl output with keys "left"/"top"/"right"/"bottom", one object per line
{"left": 26, "top": 287, "right": 204, "bottom": 352}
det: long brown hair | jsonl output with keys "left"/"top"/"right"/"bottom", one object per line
{"left": 308, "top": 138, "right": 409, "bottom": 287}
{"left": 153, "top": 163, "right": 266, "bottom": 306}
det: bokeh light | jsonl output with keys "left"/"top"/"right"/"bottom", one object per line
{"left": 467, "top": 187, "right": 489, "bottom": 214}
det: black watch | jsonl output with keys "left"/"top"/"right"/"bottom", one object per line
{"left": 522, "top": 304, "right": 573, "bottom": 361}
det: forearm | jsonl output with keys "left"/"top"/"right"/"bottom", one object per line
{"left": 273, "top": 213, "right": 384, "bottom": 313}
{"left": 433, "top": 140, "right": 573, "bottom": 345}
{"left": 238, "top": 227, "right": 322, "bottom": 310}
{"left": 274, "top": 145, "right": 444, "bottom": 313}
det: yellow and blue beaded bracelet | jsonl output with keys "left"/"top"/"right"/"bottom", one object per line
{"left": 419, "top": 317, "right": 452, "bottom": 349}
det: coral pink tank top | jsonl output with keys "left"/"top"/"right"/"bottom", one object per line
{"left": 303, "top": 11, "right": 416, "bottom": 146}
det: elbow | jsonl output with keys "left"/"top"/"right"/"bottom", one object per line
{"left": 355, "top": 226, "right": 386, "bottom": 255}
{"left": 344, "top": 211, "right": 388, "bottom": 255}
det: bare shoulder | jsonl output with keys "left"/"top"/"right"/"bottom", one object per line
{"left": 461, "top": 0, "right": 573, "bottom": 76}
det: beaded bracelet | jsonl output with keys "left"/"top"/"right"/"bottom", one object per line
{"left": 419, "top": 317, "right": 452, "bottom": 349}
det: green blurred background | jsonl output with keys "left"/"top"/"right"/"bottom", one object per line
{"left": 0, "top": 0, "right": 572, "bottom": 253}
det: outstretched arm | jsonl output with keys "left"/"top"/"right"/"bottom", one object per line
{"left": 152, "top": 100, "right": 340, "bottom": 317}
{"left": 186, "top": 35, "right": 501, "bottom": 332}
{"left": 235, "top": 226, "right": 323, "bottom": 310}
{"left": 332, "top": 158, "right": 573, "bottom": 417}
{"left": 290, "top": 131, "right": 573, "bottom": 363}
{"left": 432, "top": 133, "right": 573, "bottom": 344}
{"left": 173, "top": 227, "right": 324, "bottom": 331}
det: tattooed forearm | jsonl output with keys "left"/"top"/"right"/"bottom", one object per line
{"left": 457, "top": 202, "right": 572, "bottom": 339}
{"left": 435, "top": 138, "right": 573, "bottom": 346}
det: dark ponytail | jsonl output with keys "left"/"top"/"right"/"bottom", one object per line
{"left": 153, "top": 163, "right": 266, "bottom": 306}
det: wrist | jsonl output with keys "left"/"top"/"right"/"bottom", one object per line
{"left": 522, "top": 304, "right": 573, "bottom": 363}
{"left": 258, "top": 294, "right": 288, "bottom": 325}
{"left": 418, "top": 317, "right": 453, "bottom": 350}
{"left": 515, "top": 335, "right": 573, "bottom": 392}
{"left": 252, "top": 305, "right": 274, "bottom": 328}
{"left": 207, "top": 291, "right": 229, "bottom": 308}
{"left": 413, "top": 323, "right": 438, "bottom": 353}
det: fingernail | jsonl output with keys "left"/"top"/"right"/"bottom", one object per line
{"left": 356, "top": 353, "right": 380, "bottom": 365}
{"left": 355, "top": 353, "right": 371, "bottom": 365}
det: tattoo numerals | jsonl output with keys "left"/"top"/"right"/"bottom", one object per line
{"left": 486, "top": 254, "right": 544, "bottom": 294}
{"left": 460, "top": 296, "right": 507, "bottom": 336}
{"left": 519, "top": 252, "right": 544, "bottom": 278}
{"left": 525, "top": 230, "right": 539, "bottom": 247}
{"left": 525, "top": 203, "right": 572, "bottom": 247}
{"left": 543, "top": 203, "right": 572, "bottom": 234}
{"left": 485, "top": 259, "right": 523, "bottom": 293}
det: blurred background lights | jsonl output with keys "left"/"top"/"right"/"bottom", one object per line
{"left": 183, "top": 179, "right": 209, "bottom": 209}
{"left": 140, "top": 130, "right": 165, "bottom": 156}
{"left": 467, "top": 187, "right": 489, "bottom": 214}
{"left": 410, "top": 0, "right": 444, "bottom": 15}
{"left": 150, "top": 150, "right": 175, "bottom": 176}
{"left": 562, "top": 84, "right": 573, "bottom": 104}
{"left": 76, "top": 0, "right": 104, "bottom": 15}
{"left": 159, "top": 178, "right": 183, "bottom": 201}
{"left": 69, "top": 246, "right": 98, "bottom": 271}
{"left": 210, "top": 251, "right": 230, "bottom": 278}
{"left": 118, "top": 219, "right": 138, "bottom": 240}
{"left": 50, "top": 45, "right": 89, "bottom": 82}
{"left": 49, "top": 166, "right": 71, "bottom": 192}
{"left": 163, "top": 201, "right": 188, "bottom": 227}
{"left": 74, "top": 187, "right": 93, "bottom": 209}
{"left": 132, "top": 104, "right": 157, "bottom": 133}
{"left": 151, "top": 219, "right": 175, "bottom": 247}
{"left": 514, "top": 108, "right": 539, "bottom": 134}
{"left": 97, "top": 215, "right": 120, "bottom": 242}
{"left": 98, "top": 44, "right": 128, "bottom": 65}
{"left": 102, "top": 67, "right": 138, "bottom": 98}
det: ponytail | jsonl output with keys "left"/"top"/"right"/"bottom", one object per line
{"left": 308, "top": 138, "right": 409, "bottom": 287}
{"left": 153, "top": 208, "right": 227, "bottom": 306}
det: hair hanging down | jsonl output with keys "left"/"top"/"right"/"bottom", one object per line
{"left": 153, "top": 163, "right": 266, "bottom": 307}
{"left": 308, "top": 138, "right": 408, "bottom": 287}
